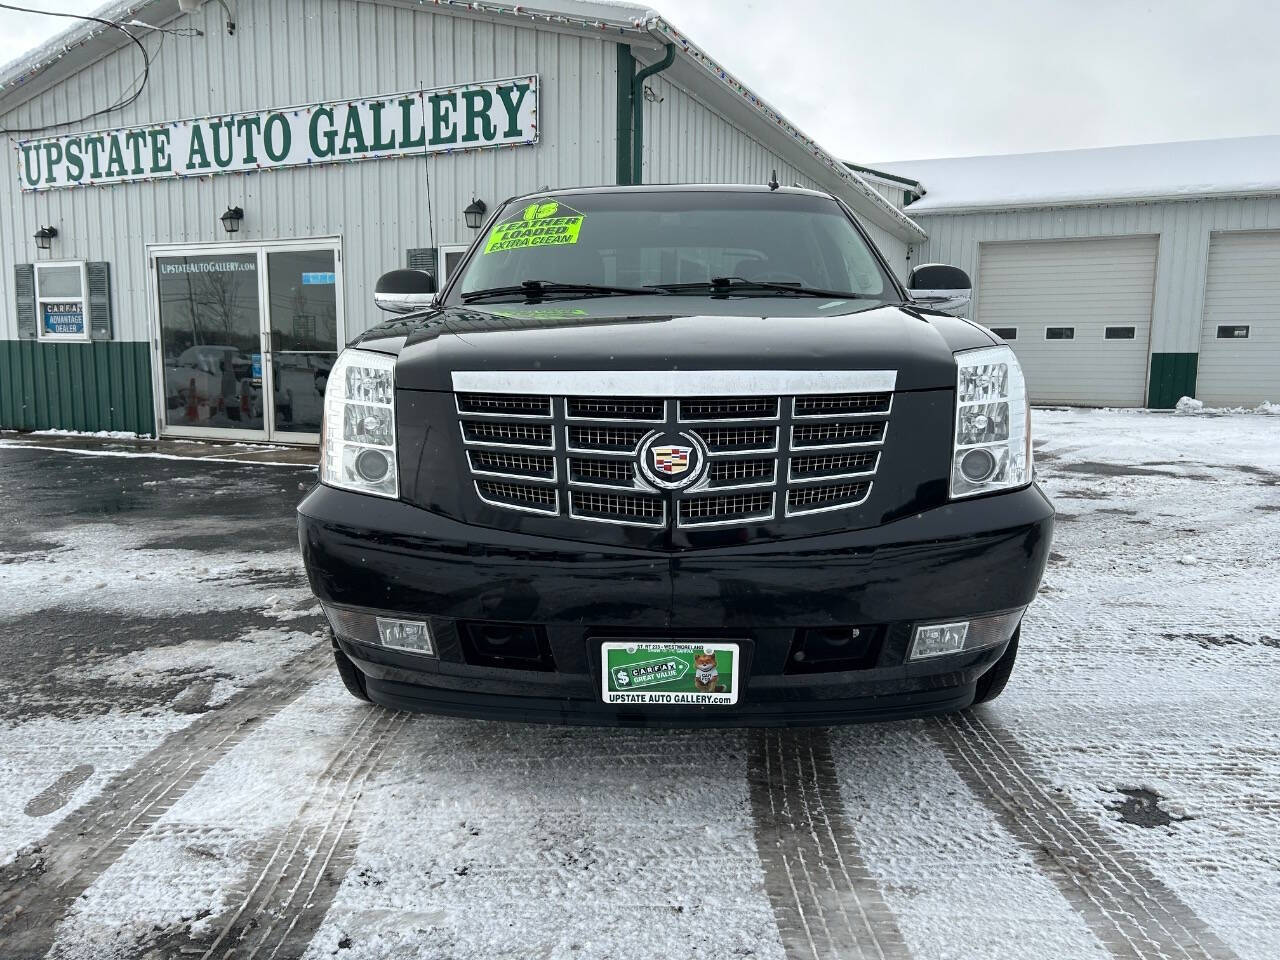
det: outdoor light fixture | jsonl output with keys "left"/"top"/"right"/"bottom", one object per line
{"left": 33, "top": 226, "right": 58, "bottom": 250}
{"left": 220, "top": 206, "right": 244, "bottom": 234}
{"left": 463, "top": 198, "right": 487, "bottom": 230}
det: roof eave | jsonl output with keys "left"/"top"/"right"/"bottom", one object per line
{"left": 906, "top": 186, "right": 1280, "bottom": 217}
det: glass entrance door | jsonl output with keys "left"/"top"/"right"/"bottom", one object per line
{"left": 266, "top": 249, "right": 340, "bottom": 439}
{"left": 153, "top": 241, "right": 343, "bottom": 443}
{"left": 156, "top": 252, "right": 264, "bottom": 435}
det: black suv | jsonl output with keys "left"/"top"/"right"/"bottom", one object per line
{"left": 298, "top": 185, "right": 1053, "bottom": 726}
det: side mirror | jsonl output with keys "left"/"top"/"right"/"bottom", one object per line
{"left": 907, "top": 263, "right": 972, "bottom": 314}
{"left": 374, "top": 268, "right": 437, "bottom": 314}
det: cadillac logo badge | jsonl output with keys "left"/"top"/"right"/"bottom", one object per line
{"left": 652, "top": 445, "right": 692, "bottom": 476}
{"left": 639, "top": 433, "right": 706, "bottom": 490}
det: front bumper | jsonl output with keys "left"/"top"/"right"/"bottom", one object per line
{"left": 298, "top": 483, "right": 1054, "bottom": 727}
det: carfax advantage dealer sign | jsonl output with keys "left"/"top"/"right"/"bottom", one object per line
{"left": 15, "top": 75, "right": 536, "bottom": 191}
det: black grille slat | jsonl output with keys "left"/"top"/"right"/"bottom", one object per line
{"left": 787, "top": 481, "right": 871, "bottom": 513}
{"left": 692, "top": 426, "right": 777, "bottom": 452}
{"left": 571, "top": 490, "right": 664, "bottom": 525}
{"left": 463, "top": 421, "right": 554, "bottom": 447}
{"left": 567, "top": 425, "right": 650, "bottom": 452}
{"left": 468, "top": 451, "right": 555, "bottom": 480}
{"left": 793, "top": 393, "right": 891, "bottom": 417}
{"left": 791, "top": 422, "right": 885, "bottom": 448}
{"left": 569, "top": 457, "right": 635, "bottom": 487}
{"left": 679, "top": 492, "right": 773, "bottom": 526}
{"left": 458, "top": 393, "right": 551, "bottom": 416}
{"left": 708, "top": 458, "right": 775, "bottom": 486}
{"left": 790, "top": 452, "right": 878, "bottom": 480}
{"left": 679, "top": 397, "right": 778, "bottom": 420}
{"left": 568, "top": 397, "right": 664, "bottom": 421}
{"left": 476, "top": 480, "right": 558, "bottom": 513}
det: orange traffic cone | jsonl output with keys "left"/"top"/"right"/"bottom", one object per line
{"left": 185, "top": 378, "right": 198, "bottom": 422}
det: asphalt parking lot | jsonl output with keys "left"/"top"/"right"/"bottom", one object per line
{"left": 1, "top": 409, "right": 1277, "bottom": 960}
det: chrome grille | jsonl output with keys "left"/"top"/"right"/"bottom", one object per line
{"left": 457, "top": 393, "right": 552, "bottom": 417}
{"left": 568, "top": 397, "right": 664, "bottom": 421}
{"left": 455, "top": 381, "right": 892, "bottom": 528}
{"left": 679, "top": 397, "right": 778, "bottom": 420}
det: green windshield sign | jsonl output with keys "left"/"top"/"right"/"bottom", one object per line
{"left": 484, "top": 200, "right": 584, "bottom": 254}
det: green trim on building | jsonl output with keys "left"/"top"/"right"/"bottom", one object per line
{"left": 0, "top": 340, "right": 155, "bottom": 436}
{"left": 1147, "top": 352, "right": 1198, "bottom": 409}
{"left": 615, "top": 43, "right": 635, "bottom": 185}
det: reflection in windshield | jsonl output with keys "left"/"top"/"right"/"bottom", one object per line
{"left": 454, "top": 191, "right": 894, "bottom": 303}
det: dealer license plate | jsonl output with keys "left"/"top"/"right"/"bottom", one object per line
{"left": 600, "top": 641, "right": 740, "bottom": 706}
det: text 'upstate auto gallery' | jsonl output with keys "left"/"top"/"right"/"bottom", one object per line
{"left": 0, "top": 0, "right": 924, "bottom": 443}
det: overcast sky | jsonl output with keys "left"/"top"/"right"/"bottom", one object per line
{"left": 2, "top": 0, "right": 1278, "bottom": 161}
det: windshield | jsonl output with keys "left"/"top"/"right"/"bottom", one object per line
{"left": 450, "top": 190, "right": 897, "bottom": 302}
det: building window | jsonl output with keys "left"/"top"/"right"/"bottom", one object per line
{"left": 35, "top": 261, "right": 89, "bottom": 340}
{"left": 989, "top": 327, "right": 1017, "bottom": 340}
{"left": 1216, "top": 325, "right": 1250, "bottom": 339}
{"left": 1045, "top": 326, "right": 1075, "bottom": 340}
{"left": 1104, "top": 326, "right": 1136, "bottom": 340}
{"left": 439, "top": 243, "right": 471, "bottom": 288}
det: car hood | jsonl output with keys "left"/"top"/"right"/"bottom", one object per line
{"left": 352, "top": 296, "right": 996, "bottom": 393}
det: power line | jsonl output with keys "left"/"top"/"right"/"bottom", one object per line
{"left": 0, "top": 2, "right": 151, "bottom": 135}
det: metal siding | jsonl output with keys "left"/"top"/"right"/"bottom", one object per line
{"left": 975, "top": 236, "right": 1158, "bottom": 407}
{"left": 907, "top": 195, "right": 1280, "bottom": 357}
{"left": 0, "top": 0, "right": 617, "bottom": 344}
{"left": 1198, "top": 230, "right": 1280, "bottom": 405}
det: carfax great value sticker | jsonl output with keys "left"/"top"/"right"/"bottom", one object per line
{"left": 601, "top": 642, "right": 740, "bottom": 706}
{"left": 484, "top": 199, "right": 584, "bottom": 254}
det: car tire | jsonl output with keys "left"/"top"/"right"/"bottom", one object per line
{"left": 333, "top": 647, "right": 373, "bottom": 703}
{"left": 970, "top": 627, "right": 1019, "bottom": 706}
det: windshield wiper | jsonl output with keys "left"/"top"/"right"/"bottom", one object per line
{"left": 461, "top": 280, "right": 666, "bottom": 303}
{"left": 654, "top": 277, "right": 879, "bottom": 299}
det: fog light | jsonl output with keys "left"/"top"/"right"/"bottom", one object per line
{"left": 909, "top": 608, "right": 1025, "bottom": 661}
{"left": 910, "top": 621, "right": 970, "bottom": 660}
{"left": 376, "top": 617, "right": 434, "bottom": 655}
{"left": 356, "top": 448, "right": 390, "bottom": 482}
{"left": 960, "top": 447, "right": 997, "bottom": 483}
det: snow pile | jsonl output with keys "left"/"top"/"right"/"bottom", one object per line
{"left": 1174, "top": 396, "right": 1280, "bottom": 416}
{"left": 31, "top": 429, "right": 151, "bottom": 440}
{"left": 874, "top": 135, "right": 1280, "bottom": 212}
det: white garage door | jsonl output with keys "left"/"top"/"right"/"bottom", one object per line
{"left": 1198, "top": 231, "right": 1280, "bottom": 406}
{"left": 975, "top": 236, "right": 1158, "bottom": 406}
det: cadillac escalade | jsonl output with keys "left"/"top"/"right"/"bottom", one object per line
{"left": 297, "top": 184, "right": 1054, "bottom": 726}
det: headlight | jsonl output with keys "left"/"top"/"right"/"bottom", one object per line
{"left": 320, "top": 348, "right": 399, "bottom": 499}
{"left": 951, "top": 345, "right": 1031, "bottom": 498}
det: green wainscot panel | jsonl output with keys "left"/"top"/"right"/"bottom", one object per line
{"left": 1147, "top": 352, "right": 1199, "bottom": 409}
{"left": 0, "top": 340, "right": 155, "bottom": 436}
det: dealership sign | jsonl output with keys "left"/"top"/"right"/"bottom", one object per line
{"left": 15, "top": 75, "right": 537, "bottom": 192}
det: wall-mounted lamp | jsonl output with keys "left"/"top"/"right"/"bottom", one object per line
{"left": 34, "top": 226, "right": 58, "bottom": 251}
{"left": 464, "top": 198, "right": 487, "bottom": 230}
{"left": 220, "top": 206, "right": 244, "bottom": 234}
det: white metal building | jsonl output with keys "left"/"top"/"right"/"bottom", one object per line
{"left": 0, "top": 0, "right": 924, "bottom": 442}
{"left": 877, "top": 137, "right": 1280, "bottom": 408}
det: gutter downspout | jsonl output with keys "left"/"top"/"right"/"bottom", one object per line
{"left": 631, "top": 42, "right": 675, "bottom": 185}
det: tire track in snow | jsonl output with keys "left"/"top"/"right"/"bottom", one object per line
{"left": 930, "top": 711, "right": 1241, "bottom": 960}
{"left": 749, "top": 728, "right": 912, "bottom": 960}
{"left": 189, "top": 706, "right": 408, "bottom": 959}
{"left": 0, "top": 646, "right": 327, "bottom": 960}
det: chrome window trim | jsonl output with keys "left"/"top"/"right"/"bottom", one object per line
{"left": 474, "top": 480, "right": 560, "bottom": 516}
{"left": 453, "top": 370, "right": 898, "bottom": 397}
{"left": 454, "top": 395, "right": 553, "bottom": 420}
{"left": 784, "top": 482, "right": 874, "bottom": 517}
{"left": 790, "top": 395, "right": 894, "bottom": 420}
{"left": 676, "top": 492, "right": 777, "bottom": 529}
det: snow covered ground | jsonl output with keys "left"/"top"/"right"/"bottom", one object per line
{"left": 0, "top": 408, "right": 1277, "bottom": 960}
